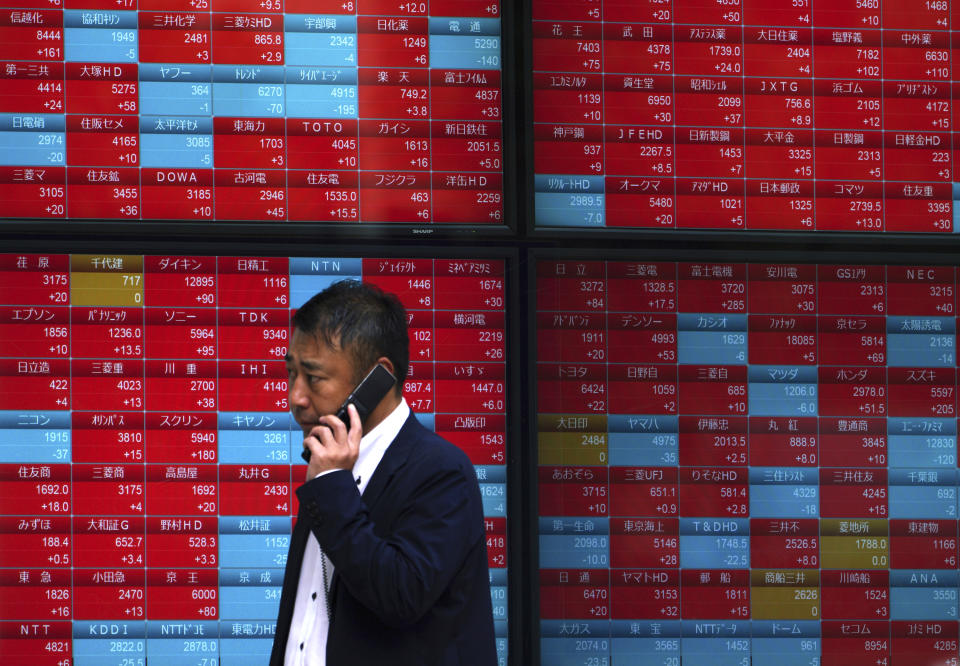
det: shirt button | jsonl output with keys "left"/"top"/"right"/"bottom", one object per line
{"left": 300, "top": 642, "right": 304, "bottom": 651}
{"left": 312, "top": 592, "right": 317, "bottom": 601}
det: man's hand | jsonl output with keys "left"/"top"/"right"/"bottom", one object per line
{"left": 303, "top": 404, "right": 362, "bottom": 480}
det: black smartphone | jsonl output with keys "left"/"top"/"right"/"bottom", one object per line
{"left": 300, "top": 363, "right": 397, "bottom": 463}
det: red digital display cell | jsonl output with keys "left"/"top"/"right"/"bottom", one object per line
{"left": 609, "top": 468, "right": 678, "bottom": 518}
{"left": 217, "top": 360, "right": 287, "bottom": 411}
{"left": 356, "top": 171, "right": 433, "bottom": 222}
{"left": 147, "top": 517, "right": 219, "bottom": 568}
{"left": 821, "top": 571, "right": 890, "bottom": 620}
{"left": 144, "top": 412, "right": 218, "bottom": 464}
{"left": 145, "top": 361, "right": 217, "bottom": 411}
{"left": 891, "top": 621, "right": 958, "bottom": 666}
{"left": 886, "top": 367, "right": 956, "bottom": 417}
{"left": 679, "top": 416, "right": 747, "bottom": 467}
{"left": 0, "top": 11, "right": 63, "bottom": 62}
{"left": 70, "top": 307, "right": 144, "bottom": 358}
{"left": 70, "top": 359, "right": 144, "bottom": 411}
{"left": 213, "top": 117, "right": 285, "bottom": 169}
{"left": 66, "top": 166, "right": 140, "bottom": 219}
{"left": 679, "top": 467, "right": 748, "bottom": 518}
{"left": 818, "top": 366, "right": 887, "bottom": 417}
{"left": 0, "top": 167, "right": 67, "bottom": 219}
{"left": 71, "top": 411, "right": 145, "bottom": 463}
{"left": 539, "top": 466, "right": 607, "bottom": 517}
{"left": 0, "top": 517, "right": 71, "bottom": 568}
{"left": 212, "top": 169, "right": 287, "bottom": 221}
{"left": 430, "top": 69, "right": 501, "bottom": 121}
{"left": 539, "top": 568, "right": 610, "bottom": 620}
{"left": 0, "top": 62, "right": 65, "bottom": 113}
{"left": 73, "top": 568, "right": 147, "bottom": 620}
{"left": 750, "top": 518, "right": 821, "bottom": 569}
{"left": 749, "top": 416, "right": 818, "bottom": 467}
{"left": 680, "top": 569, "right": 750, "bottom": 620}
{"left": 436, "top": 414, "right": 505, "bottom": 465}
{"left": 139, "top": 168, "right": 215, "bottom": 221}
{"left": 0, "top": 621, "right": 72, "bottom": 666}
{"left": 0, "top": 463, "right": 71, "bottom": 515}
{"left": 212, "top": 15, "right": 284, "bottom": 65}
{"left": 608, "top": 314, "right": 677, "bottom": 364}
{"left": 890, "top": 519, "right": 958, "bottom": 570}
{"left": 0, "top": 569, "right": 71, "bottom": 620}
{"left": 609, "top": 519, "right": 679, "bottom": 569}
{"left": 677, "top": 263, "right": 748, "bottom": 312}
{"left": 484, "top": 517, "right": 506, "bottom": 570}
{"left": 217, "top": 308, "right": 289, "bottom": 360}
{"left": 0, "top": 305, "right": 70, "bottom": 357}
{"left": 819, "top": 417, "right": 888, "bottom": 468}
{"left": 72, "top": 463, "right": 145, "bottom": 516}
{"left": 748, "top": 315, "right": 817, "bottom": 365}
{"left": 146, "top": 568, "right": 218, "bottom": 620}
{"left": 609, "top": 364, "right": 677, "bottom": 415}
{"left": 357, "top": 16, "right": 428, "bottom": 69}
{"left": 435, "top": 361, "right": 505, "bottom": 413}
{"left": 819, "top": 468, "right": 889, "bottom": 519}
{"left": 287, "top": 170, "right": 360, "bottom": 222}
{"left": 218, "top": 464, "right": 291, "bottom": 516}
{"left": 610, "top": 569, "right": 680, "bottom": 619}
{"left": 678, "top": 365, "right": 748, "bottom": 416}
{"left": 144, "top": 465, "right": 219, "bottom": 516}
{"left": 138, "top": 13, "right": 212, "bottom": 63}
{"left": 434, "top": 310, "right": 505, "bottom": 359}
{"left": 537, "top": 362, "right": 606, "bottom": 414}
{"left": 285, "top": 118, "right": 359, "bottom": 171}
{"left": 216, "top": 257, "right": 289, "bottom": 307}
{"left": 72, "top": 516, "right": 145, "bottom": 568}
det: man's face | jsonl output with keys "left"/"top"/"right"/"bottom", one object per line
{"left": 286, "top": 328, "right": 358, "bottom": 436}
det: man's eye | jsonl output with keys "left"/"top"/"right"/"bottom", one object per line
{"left": 307, "top": 375, "right": 322, "bottom": 385}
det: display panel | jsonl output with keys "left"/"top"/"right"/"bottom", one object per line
{"left": 532, "top": 0, "right": 960, "bottom": 233}
{"left": 0, "top": 253, "right": 508, "bottom": 664}
{"left": 0, "top": 1, "right": 504, "bottom": 224}
{"left": 537, "top": 258, "right": 960, "bottom": 665}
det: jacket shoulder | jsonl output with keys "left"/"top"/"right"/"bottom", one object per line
{"left": 399, "top": 415, "right": 477, "bottom": 477}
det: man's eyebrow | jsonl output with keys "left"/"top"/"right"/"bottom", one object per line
{"left": 284, "top": 354, "right": 324, "bottom": 371}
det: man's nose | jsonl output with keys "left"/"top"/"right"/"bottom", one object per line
{"left": 289, "top": 374, "right": 309, "bottom": 408}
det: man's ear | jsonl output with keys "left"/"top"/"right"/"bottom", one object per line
{"left": 376, "top": 356, "right": 396, "bottom": 377}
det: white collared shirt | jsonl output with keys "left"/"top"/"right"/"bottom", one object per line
{"left": 284, "top": 398, "right": 410, "bottom": 666}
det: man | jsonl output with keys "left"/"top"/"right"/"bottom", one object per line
{"left": 270, "top": 280, "right": 497, "bottom": 665}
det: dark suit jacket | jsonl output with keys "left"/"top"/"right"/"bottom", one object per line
{"left": 270, "top": 412, "right": 497, "bottom": 665}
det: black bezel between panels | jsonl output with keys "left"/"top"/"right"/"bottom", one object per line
{"left": 0, "top": 239, "right": 524, "bottom": 666}
{"left": 0, "top": 1, "right": 520, "bottom": 241}
{"left": 525, "top": 245, "right": 960, "bottom": 666}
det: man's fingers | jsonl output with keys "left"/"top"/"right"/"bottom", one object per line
{"left": 318, "top": 413, "right": 348, "bottom": 444}
{"left": 347, "top": 404, "right": 362, "bottom": 445}
{"left": 304, "top": 426, "right": 326, "bottom": 453}
{"left": 304, "top": 410, "right": 360, "bottom": 475}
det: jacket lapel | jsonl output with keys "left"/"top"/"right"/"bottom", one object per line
{"left": 328, "top": 413, "right": 421, "bottom": 608}
{"left": 359, "top": 412, "right": 419, "bottom": 510}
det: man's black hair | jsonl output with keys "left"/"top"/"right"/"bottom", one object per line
{"left": 292, "top": 279, "right": 408, "bottom": 389}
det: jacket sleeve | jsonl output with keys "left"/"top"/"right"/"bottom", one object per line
{"left": 294, "top": 456, "right": 483, "bottom": 628}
